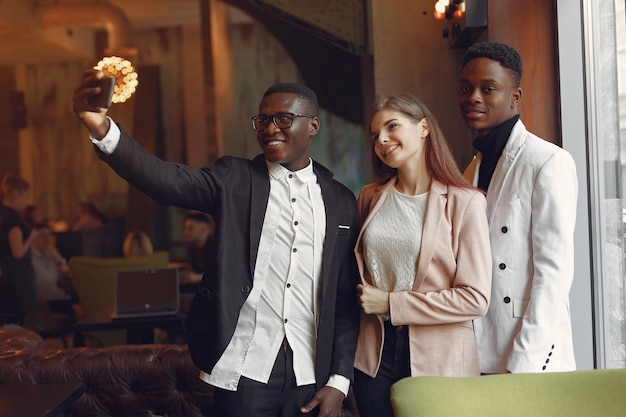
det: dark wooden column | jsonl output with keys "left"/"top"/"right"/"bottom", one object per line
{"left": 199, "top": 0, "right": 220, "bottom": 163}
{"left": 125, "top": 65, "right": 169, "bottom": 250}
{"left": 0, "top": 67, "right": 20, "bottom": 180}
{"left": 488, "top": 0, "right": 561, "bottom": 145}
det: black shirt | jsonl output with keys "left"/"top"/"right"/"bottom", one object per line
{"left": 0, "top": 205, "right": 37, "bottom": 314}
{"left": 473, "top": 114, "right": 520, "bottom": 192}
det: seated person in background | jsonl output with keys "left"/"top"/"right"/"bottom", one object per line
{"left": 156, "top": 214, "right": 213, "bottom": 344}
{"left": 71, "top": 202, "right": 107, "bottom": 231}
{"left": 31, "top": 222, "right": 82, "bottom": 321}
{"left": 180, "top": 211, "right": 214, "bottom": 286}
{"left": 122, "top": 230, "right": 154, "bottom": 258}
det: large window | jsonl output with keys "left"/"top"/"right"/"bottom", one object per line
{"left": 615, "top": 0, "right": 626, "bottom": 369}
{"left": 558, "top": 0, "right": 626, "bottom": 369}
{"left": 583, "top": 0, "right": 626, "bottom": 368}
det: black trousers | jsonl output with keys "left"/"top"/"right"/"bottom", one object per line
{"left": 354, "top": 320, "right": 410, "bottom": 417}
{"left": 213, "top": 340, "right": 318, "bottom": 417}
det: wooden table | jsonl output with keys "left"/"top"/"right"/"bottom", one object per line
{"left": 0, "top": 383, "right": 84, "bottom": 417}
{"left": 73, "top": 304, "right": 187, "bottom": 346}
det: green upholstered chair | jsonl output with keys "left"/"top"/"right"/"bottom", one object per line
{"left": 390, "top": 368, "right": 626, "bottom": 417}
{"left": 69, "top": 251, "right": 169, "bottom": 346}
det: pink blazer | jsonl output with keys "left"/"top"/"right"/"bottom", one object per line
{"left": 353, "top": 178, "right": 492, "bottom": 377}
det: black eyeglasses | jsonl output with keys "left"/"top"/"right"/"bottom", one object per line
{"left": 251, "top": 112, "right": 315, "bottom": 131}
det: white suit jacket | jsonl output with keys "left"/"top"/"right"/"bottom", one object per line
{"left": 464, "top": 120, "right": 578, "bottom": 373}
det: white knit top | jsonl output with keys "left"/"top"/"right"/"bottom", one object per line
{"left": 362, "top": 188, "right": 429, "bottom": 292}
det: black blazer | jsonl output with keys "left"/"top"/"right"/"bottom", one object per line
{"left": 98, "top": 125, "right": 361, "bottom": 388}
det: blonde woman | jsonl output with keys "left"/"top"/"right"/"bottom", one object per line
{"left": 0, "top": 173, "right": 41, "bottom": 318}
{"left": 122, "top": 230, "right": 154, "bottom": 258}
{"left": 353, "top": 95, "right": 492, "bottom": 417}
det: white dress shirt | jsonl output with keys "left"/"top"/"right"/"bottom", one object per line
{"left": 202, "top": 160, "right": 325, "bottom": 390}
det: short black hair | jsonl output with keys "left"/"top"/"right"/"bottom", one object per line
{"left": 185, "top": 212, "right": 211, "bottom": 224}
{"left": 263, "top": 83, "right": 319, "bottom": 115}
{"left": 462, "top": 42, "right": 522, "bottom": 87}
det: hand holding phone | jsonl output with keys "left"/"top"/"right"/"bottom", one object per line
{"left": 88, "top": 77, "right": 115, "bottom": 108}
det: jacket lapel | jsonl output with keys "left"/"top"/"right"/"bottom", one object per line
{"left": 485, "top": 120, "right": 527, "bottom": 225}
{"left": 249, "top": 155, "right": 270, "bottom": 277}
{"left": 412, "top": 180, "right": 445, "bottom": 291}
{"left": 318, "top": 173, "right": 337, "bottom": 288}
{"left": 360, "top": 180, "right": 394, "bottom": 235}
{"left": 464, "top": 154, "right": 480, "bottom": 186}
{"left": 355, "top": 180, "right": 394, "bottom": 285}
{"left": 308, "top": 161, "right": 344, "bottom": 304}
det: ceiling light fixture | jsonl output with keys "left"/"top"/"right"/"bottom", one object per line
{"left": 434, "top": 0, "right": 466, "bottom": 20}
{"left": 94, "top": 56, "right": 139, "bottom": 104}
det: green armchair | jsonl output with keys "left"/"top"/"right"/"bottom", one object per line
{"left": 69, "top": 251, "right": 170, "bottom": 346}
{"left": 391, "top": 368, "right": 626, "bottom": 417}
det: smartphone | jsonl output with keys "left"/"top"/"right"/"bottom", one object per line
{"left": 88, "top": 76, "right": 115, "bottom": 108}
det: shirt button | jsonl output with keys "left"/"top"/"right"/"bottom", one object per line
{"left": 294, "top": 221, "right": 298, "bottom": 226}
{"left": 286, "top": 283, "right": 291, "bottom": 288}
{"left": 499, "top": 263, "right": 506, "bottom": 270}
{"left": 291, "top": 198, "right": 296, "bottom": 202}
{"left": 284, "top": 319, "right": 288, "bottom": 323}
{"left": 292, "top": 248, "right": 297, "bottom": 253}
{"left": 501, "top": 226, "right": 508, "bottom": 233}
{"left": 288, "top": 174, "right": 293, "bottom": 178}
{"left": 504, "top": 296, "right": 511, "bottom": 303}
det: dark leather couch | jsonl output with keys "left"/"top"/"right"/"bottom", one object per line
{"left": 0, "top": 327, "right": 359, "bottom": 417}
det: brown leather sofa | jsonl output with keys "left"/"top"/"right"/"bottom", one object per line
{"left": 0, "top": 327, "right": 359, "bottom": 417}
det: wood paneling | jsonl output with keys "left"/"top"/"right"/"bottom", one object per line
{"left": 487, "top": 0, "right": 560, "bottom": 145}
{"left": 24, "top": 62, "right": 126, "bottom": 223}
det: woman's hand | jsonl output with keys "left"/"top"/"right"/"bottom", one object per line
{"left": 357, "top": 282, "right": 390, "bottom": 315}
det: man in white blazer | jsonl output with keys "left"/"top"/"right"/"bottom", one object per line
{"left": 459, "top": 42, "right": 578, "bottom": 373}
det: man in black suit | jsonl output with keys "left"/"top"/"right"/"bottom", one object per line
{"left": 180, "top": 211, "right": 215, "bottom": 287}
{"left": 73, "top": 72, "right": 360, "bottom": 417}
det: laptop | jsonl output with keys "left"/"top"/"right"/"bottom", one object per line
{"left": 111, "top": 268, "right": 180, "bottom": 319}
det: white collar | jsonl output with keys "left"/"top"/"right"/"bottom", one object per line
{"left": 267, "top": 159, "right": 314, "bottom": 183}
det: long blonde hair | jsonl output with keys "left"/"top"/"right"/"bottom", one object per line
{"left": 123, "top": 230, "right": 154, "bottom": 258}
